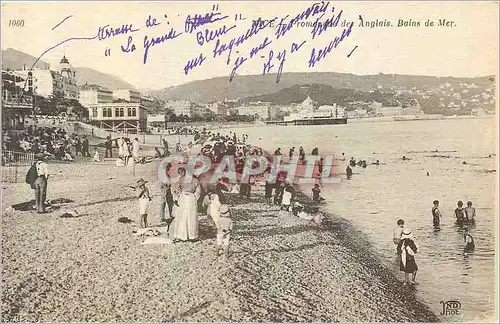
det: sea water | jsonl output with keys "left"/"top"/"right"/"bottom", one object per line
{"left": 229, "top": 118, "right": 497, "bottom": 322}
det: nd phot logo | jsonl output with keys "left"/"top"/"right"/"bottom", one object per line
{"left": 440, "top": 300, "right": 461, "bottom": 316}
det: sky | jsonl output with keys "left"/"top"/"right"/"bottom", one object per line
{"left": 1, "top": 1, "right": 498, "bottom": 90}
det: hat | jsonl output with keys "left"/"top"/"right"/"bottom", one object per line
{"left": 401, "top": 228, "right": 413, "bottom": 239}
{"left": 135, "top": 178, "right": 148, "bottom": 187}
{"left": 35, "top": 153, "right": 44, "bottom": 160}
{"left": 219, "top": 204, "right": 230, "bottom": 216}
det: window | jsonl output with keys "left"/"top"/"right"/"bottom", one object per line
{"left": 131, "top": 108, "right": 136, "bottom": 116}
{"left": 103, "top": 108, "right": 107, "bottom": 117}
{"left": 115, "top": 107, "right": 120, "bottom": 117}
{"left": 92, "top": 108, "right": 98, "bottom": 118}
{"left": 119, "top": 108, "right": 124, "bottom": 117}
{"left": 127, "top": 107, "right": 132, "bottom": 116}
{"left": 107, "top": 108, "right": 112, "bottom": 117}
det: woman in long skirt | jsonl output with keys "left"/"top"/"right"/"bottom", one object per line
{"left": 169, "top": 168, "right": 201, "bottom": 242}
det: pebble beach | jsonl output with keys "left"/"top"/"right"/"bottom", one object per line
{"left": 1, "top": 160, "right": 438, "bottom": 322}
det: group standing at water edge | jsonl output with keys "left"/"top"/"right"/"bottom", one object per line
{"left": 393, "top": 199, "right": 478, "bottom": 286}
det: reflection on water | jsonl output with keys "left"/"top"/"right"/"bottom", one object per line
{"left": 230, "top": 118, "right": 496, "bottom": 322}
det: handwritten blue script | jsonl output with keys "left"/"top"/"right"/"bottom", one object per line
{"left": 308, "top": 22, "right": 354, "bottom": 68}
{"left": 196, "top": 24, "right": 236, "bottom": 46}
{"left": 311, "top": 8, "right": 343, "bottom": 39}
{"left": 98, "top": 24, "right": 139, "bottom": 41}
{"left": 275, "top": 2, "right": 330, "bottom": 39}
{"left": 143, "top": 28, "right": 183, "bottom": 64}
{"left": 213, "top": 17, "right": 276, "bottom": 65}
{"left": 185, "top": 12, "right": 229, "bottom": 34}
{"left": 229, "top": 36, "right": 272, "bottom": 82}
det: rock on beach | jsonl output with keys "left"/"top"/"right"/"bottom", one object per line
{"left": 1, "top": 161, "right": 438, "bottom": 322}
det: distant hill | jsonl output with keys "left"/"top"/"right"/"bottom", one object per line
{"left": 153, "top": 72, "right": 494, "bottom": 103}
{"left": 1, "top": 48, "right": 50, "bottom": 70}
{"left": 1, "top": 48, "right": 136, "bottom": 90}
{"left": 75, "top": 67, "right": 136, "bottom": 90}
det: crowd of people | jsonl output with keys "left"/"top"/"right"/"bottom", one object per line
{"left": 2, "top": 126, "right": 92, "bottom": 165}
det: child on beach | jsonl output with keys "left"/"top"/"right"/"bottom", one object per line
{"left": 135, "top": 178, "right": 152, "bottom": 228}
{"left": 206, "top": 191, "right": 221, "bottom": 228}
{"left": 281, "top": 185, "right": 293, "bottom": 213}
{"left": 312, "top": 184, "right": 323, "bottom": 202}
{"left": 264, "top": 179, "right": 273, "bottom": 205}
{"left": 215, "top": 204, "right": 233, "bottom": 257}
{"left": 393, "top": 219, "right": 405, "bottom": 250}
{"left": 92, "top": 149, "right": 100, "bottom": 162}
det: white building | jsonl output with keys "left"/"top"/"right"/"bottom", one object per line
{"left": 87, "top": 102, "right": 148, "bottom": 133}
{"left": 167, "top": 100, "right": 196, "bottom": 117}
{"left": 113, "top": 89, "right": 141, "bottom": 103}
{"left": 78, "top": 84, "right": 113, "bottom": 106}
{"left": 238, "top": 102, "right": 273, "bottom": 120}
{"left": 15, "top": 55, "right": 78, "bottom": 100}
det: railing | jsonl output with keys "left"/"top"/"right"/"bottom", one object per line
{"left": 1, "top": 150, "right": 36, "bottom": 183}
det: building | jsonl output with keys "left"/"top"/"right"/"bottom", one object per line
{"left": 58, "top": 55, "right": 78, "bottom": 100}
{"left": 15, "top": 55, "right": 78, "bottom": 100}
{"left": 140, "top": 95, "right": 155, "bottom": 112}
{"left": 113, "top": 89, "right": 141, "bottom": 103}
{"left": 205, "top": 102, "right": 228, "bottom": 116}
{"left": 1, "top": 70, "right": 33, "bottom": 130}
{"left": 78, "top": 84, "right": 113, "bottom": 106}
{"left": 86, "top": 102, "right": 147, "bottom": 133}
{"left": 166, "top": 100, "right": 196, "bottom": 117}
{"left": 237, "top": 102, "right": 272, "bottom": 120}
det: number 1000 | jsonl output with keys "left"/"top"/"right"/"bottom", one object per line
{"left": 9, "top": 20, "right": 25, "bottom": 27}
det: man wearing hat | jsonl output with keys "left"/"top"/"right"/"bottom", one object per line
{"left": 34, "top": 153, "right": 49, "bottom": 213}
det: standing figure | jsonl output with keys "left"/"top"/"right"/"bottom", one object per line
{"left": 455, "top": 201, "right": 465, "bottom": 228}
{"left": 465, "top": 201, "right": 476, "bottom": 223}
{"left": 31, "top": 153, "right": 49, "bottom": 213}
{"left": 169, "top": 168, "right": 201, "bottom": 242}
{"left": 393, "top": 219, "right": 405, "bottom": 249}
{"left": 105, "top": 136, "right": 113, "bottom": 158}
{"left": 281, "top": 185, "right": 293, "bottom": 214}
{"left": 159, "top": 163, "right": 174, "bottom": 225}
{"left": 132, "top": 138, "right": 140, "bottom": 162}
{"left": 397, "top": 228, "right": 419, "bottom": 286}
{"left": 135, "top": 178, "right": 152, "bottom": 228}
{"left": 432, "top": 200, "right": 442, "bottom": 227}
{"left": 463, "top": 227, "right": 475, "bottom": 252}
{"left": 346, "top": 165, "right": 353, "bottom": 179}
{"left": 82, "top": 136, "right": 90, "bottom": 157}
{"left": 215, "top": 204, "right": 233, "bottom": 257}
{"left": 312, "top": 184, "right": 322, "bottom": 202}
{"left": 118, "top": 137, "right": 124, "bottom": 159}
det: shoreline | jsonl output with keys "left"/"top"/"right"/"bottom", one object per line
{"left": 1, "top": 161, "right": 438, "bottom": 322}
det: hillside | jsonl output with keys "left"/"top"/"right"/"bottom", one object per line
{"left": 75, "top": 67, "right": 135, "bottom": 90}
{"left": 153, "top": 72, "right": 494, "bottom": 103}
{"left": 1, "top": 48, "right": 135, "bottom": 90}
{"left": 1, "top": 48, "right": 50, "bottom": 70}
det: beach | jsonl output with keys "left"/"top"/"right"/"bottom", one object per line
{"left": 1, "top": 160, "right": 437, "bottom": 322}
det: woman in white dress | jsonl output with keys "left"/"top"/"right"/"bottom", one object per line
{"left": 169, "top": 168, "right": 201, "bottom": 242}
{"left": 118, "top": 137, "right": 124, "bottom": 158}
